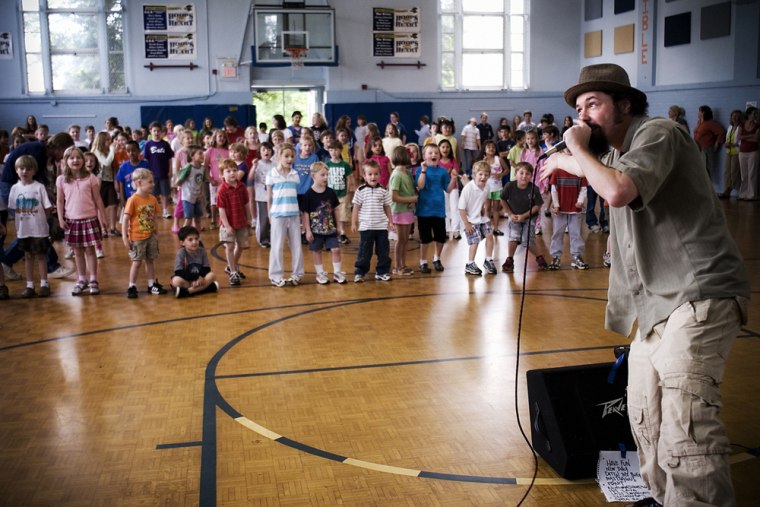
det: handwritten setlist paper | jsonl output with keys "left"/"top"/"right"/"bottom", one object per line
{"left": 596, "top": 451, "right": 652, "bottom": 502}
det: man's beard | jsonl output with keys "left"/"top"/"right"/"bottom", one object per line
{"left": 586, "top": 106, "right": 625, "bottom": 155}
{"left": 587, "top": 124, "right": 610, "bottom": 155}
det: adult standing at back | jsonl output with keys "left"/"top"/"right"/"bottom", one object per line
{"left": 737, "top": 106, "right": 759, "bottom": 200}
{"left": 476, "top": 112, "right": 494, "bottom": 144}
{"left": 693, "top": 105, "right": 725, "bottom": 178}
{"left": 542, "top": 63, "right": 749, "bottom": 507}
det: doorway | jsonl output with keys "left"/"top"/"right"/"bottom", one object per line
{"left": 252, "top": 88, "right": 323, "bottom": 130}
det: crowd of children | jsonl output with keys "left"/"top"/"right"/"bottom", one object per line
{"left": 0, "top": 109, "right": 613, "bottom": 299}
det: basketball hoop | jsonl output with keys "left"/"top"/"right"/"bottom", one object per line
{"left": 285, "top": 47, "right": 308, "bottom": 70}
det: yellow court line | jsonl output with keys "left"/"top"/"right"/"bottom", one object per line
{"left": 235, "top": 416, "right": 283, "bottom": 441}
{"left": 343, "top": 457, "right": 422, "bottom": 477}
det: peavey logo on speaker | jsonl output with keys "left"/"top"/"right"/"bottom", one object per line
{"left": 597, "top": 396, "right": 627, "bottom": 418}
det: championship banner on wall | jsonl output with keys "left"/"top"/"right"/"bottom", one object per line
{"left": 145, "top": 33, "right": 196, "bottom": 60}
{"left": 373, "top": 7, "right": 420, "bottom": 32}
{"left": 372, "top": 32, "right": 420, "bottom": 58}
{"left": 144, "top": 4, "right": 196, "bottom": 60}
{"left": 372, "top": 7, "right": 420, "bottom": 58}
{"left": 0, "top": 32, "right": 12, "bottom": 60}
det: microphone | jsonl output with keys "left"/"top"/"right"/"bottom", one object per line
{"left": 543, "top": 140, "right": 566, "bottom": 158}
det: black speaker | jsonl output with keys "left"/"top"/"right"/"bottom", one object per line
{"left": 526, "top": 360, "right": 636, "bottom": 479}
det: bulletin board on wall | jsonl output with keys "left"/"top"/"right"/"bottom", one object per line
{"left": 324, "top": 102, "right": 432, "bottom": 145}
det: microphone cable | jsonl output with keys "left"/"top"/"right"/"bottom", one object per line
{"left": 513, "top": 150, "right": 552, "bottom": 506}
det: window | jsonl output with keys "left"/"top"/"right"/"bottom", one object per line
{"left": 439, "top": 0, "right": 528, "bottom": 90}
{"left": 21, "top": 0, "right": 125, "bottom": 94}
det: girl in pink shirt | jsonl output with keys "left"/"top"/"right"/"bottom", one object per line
{"left": 204, "top": 128, "right": 229, "bottom": 228}
{"left": 56, "top": 146, "right": 107, "bottom": 295}
{"left": 520, "top": 130, "right": 546, "bottom": 235}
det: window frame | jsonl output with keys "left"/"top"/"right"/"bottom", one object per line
{"left": 20, "top": 0, "right": 127, "bottom": 96}
{"left": 439, "top": 0, "right": 529, "bottom": 91}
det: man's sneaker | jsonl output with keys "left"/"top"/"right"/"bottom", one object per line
{"left": 548, "top": 256, "right": 561, "bottom": 271}
{"left": 72, "top": 281, "right": 87, "bottom": 296}
{"left": 127, "top": 285, "right": 138, "bottom": 298}
{"left": 149, "top": 281, "right": 168, "bottom": 294}
{"left": 589, "top": 224, "right": 601, "bottom": 233}
{"left": 38, "top": 285, "right": 51, "bottom": 297}
{"left": 602, "top": 252, "right": 611, "bottom": 268}
{"left": 289, "top": 275, "right": 302, "bottom": 286}
{"left": 316, "top": 272, "right": 329, "bottom": 285}
{"left": 49, "top": 265, "right": 73, "bottom": 279}
{"left": 271, "top": 278, "right": 286, "bottom": 288}
{"left": 339, "top": 234, "right": 351, "bottom": 244}
{"left": 536, "top": 255, "right": 549, "bottom": 271}
{"left": 0, "top": 284, "right": 9, "bottom": 300}
{"left": 433, "top": 260, "right": 444, "bottom": 272}
{"left": 175, "top": 286, "right": 190, "bottom": 298}
{"left": 354, "top": 274, "right": 365, "bottom": 283}
{"left": 21, "top": 287, "right": 37, "bottom": 298}
{"left": 3, "top": 264, "right": 22, "bottom": 281}
{"left": 88, "top": 281, "right": 100, "bottom": 295}
{"left": 502, "top": 257, "right": 515, "bottom": 273}
{"left": 96, "top": 247, "right": 105, "bottom": 259}
{"left": 375, "top": 273, "right": 392, "bottom": 281}
{"left": 483, "top": 259, "right": 497, "bottom": 275}
{"left": 229, "top": 273, "right": 241, "bottom": 286}
{"left": 571, "top": 255, "right": 589, "bottom": 270}
{"left": 333, "top": 272, "right": 347, "bottom": 284}
{"left": 465, "top": 262, "right": 482, "bottom": 276}
{"left": 419, "top": 263, "right": 431, "bottom": 274}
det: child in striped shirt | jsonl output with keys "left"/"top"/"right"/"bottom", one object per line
{"left": 266, "top": 143, "right": 305, "bottom": 287}
{"left": 351, "top": 160, "right": 395, "bottom": 282}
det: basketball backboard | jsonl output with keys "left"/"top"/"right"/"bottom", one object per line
{"left": 252, "top": 7, "right": 337, "bottom": 66}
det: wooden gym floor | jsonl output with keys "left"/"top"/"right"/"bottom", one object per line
{"left": 1, "top": 200, "right": 758, "bottom": 507}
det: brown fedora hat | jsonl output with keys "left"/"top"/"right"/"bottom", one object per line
{"left": 564, "top": 63, "right": 647, "bottom": 107}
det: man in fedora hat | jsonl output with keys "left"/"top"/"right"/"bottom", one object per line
{"left": 541, "top": 63, "right": 749, "bottom": 507}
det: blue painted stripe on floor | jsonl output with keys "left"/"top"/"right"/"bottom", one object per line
{"left": 418, "top": 471, "right": 517, "bottom": 484}
{"left": 156, "top": 441, "right": 203, "bottom": 449}
{"left": 275, "top": 437, "right": 347, "bottom": 462}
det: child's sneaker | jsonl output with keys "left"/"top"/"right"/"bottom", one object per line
{"left": 96, "top": 247, "right": 105, "bottom": 259}
{"left": 465, "top": 262, "right": 482, "bottom": 276}
{"left": 501, "top": 257, "right": 515, "bottom": 273}
{"left": 339, "top": 234, "right": 351, "bottom": 245}
{"left": 289, "top": 275, "right": 302, "bottom": 286}
{"left": 354, "top": 274, "right": 365, "bottom": 283}
{"left": 602, "top": 252, "right": 611, "bottom": 268}
{"left": 148, "top": 280, "right": 167, "bottom": 294}
{"left": 589, "top": 224, "right": 601, "bottom": 233}
{"left": 536, "top": 255, "right": 549, "bottom": 271}
{"left": 2, "top": 264, "right": 21, "bottom": 281}
{"left": 333, "top": 272, "right": 347, "bottom": 284}
{"left": 21, "top": 287, "right": 37, "bottom": 298}
{"left": 571, "top": 255, "right": 589, "bottom": 270}
{"left": 88, "top": 281, "right": 100, "bottom": 295}
{"left": 375, "top": 273, "right": 392, "bottom": 281}
{"left": 175, "top": 286, "right": 191, "bottom": 298}
{"left": 225, "top": 266, "right": 246, "bottom": 279}
{"left": 271, "top": 278, "right": 286, "bottom": 288}
{"left": 0, "top": 285, "right": 9, "bottom": 300}
{"left": 38, "top": 285, "right": 51, "bottom": 297}
{"left": 316, "top": 272, "right": 329, "bottom": 285}
{"left": 433, "top": 260, "right": 445, "bottom": 272}
{"left": 399, "top": 267, "right": 415, "bottom": 276}
{"left": 548, "top": 256, "right": 561, "bottom": 270}
{"left": 229, "top": 272, "right": 241, "bottom": 286}
{"left": 535, "top": 226, "right": 542, "bottom": 236}
{"left": 64, "top": 249, "right": 75, "bottom": 260}
{"left": 72, "top": 281, "right": 87, "bottom": 296}
{"left": 127, "top": 285, "right": 138, "bottom": 298}
{"left": 483, "top": 259, "right": 497, "bottom": 275}
{"left": 203, "top": 281, "right": 220, "bottom": 294}
{"left": 419, "top": 262, "right": 431, "bottom": 274}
